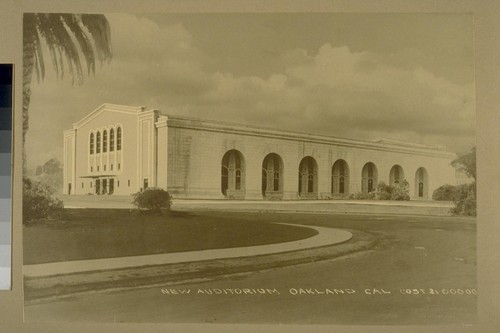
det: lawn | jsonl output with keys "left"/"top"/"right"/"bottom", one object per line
{"left": 23, "top": 209, "right": 318, "bottom": 264}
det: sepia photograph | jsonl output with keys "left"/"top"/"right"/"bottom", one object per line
{"left": 20, "top": 11, "right": 478, "bottom": 325}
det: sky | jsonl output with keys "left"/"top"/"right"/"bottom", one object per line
{"left": 25, "top": 13, "right": 475, "bottom": 170}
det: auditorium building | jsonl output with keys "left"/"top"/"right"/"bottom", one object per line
{"left": 63, "top": 103, "right": 458, "bottom": 200}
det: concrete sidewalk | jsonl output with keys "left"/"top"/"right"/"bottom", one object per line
{"left": 24, "top": 224, "right": 353, "bottom": 278}
{"left": 58, "top": 194, "right": 454, "bottom": 216}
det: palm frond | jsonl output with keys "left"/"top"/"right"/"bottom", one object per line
{"left": 23, "top": 12, "right": 113, "bottom": 142}
{"left": 33, "top": 29, "right": 45, "bottom": 83}
{"left": 28, "top": 13, "right": 112, "bottom": 85}
{"left": 61, "top": 14, "right": 96, "bottom": 76}
{"left": 80, "top": 14, "right": 113, "bottom": 66}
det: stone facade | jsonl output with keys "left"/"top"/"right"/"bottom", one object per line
{"left": 63, "top": 104, "right": 458, "bottom": 200}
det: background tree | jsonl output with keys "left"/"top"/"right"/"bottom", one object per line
{"left": 451, "top": 147, "right": 476, "bottom": 180}
{"left": 450, "top": 147, "right": 476, "bottom": 216}
{"left": 32, "top": 158, "right": 64, "bottom": 194}
{"left": 23, "top": 13, "right": 113, "bottom": 142}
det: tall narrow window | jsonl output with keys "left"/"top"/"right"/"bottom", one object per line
{"left": 222, "top": 166, "right": 229, "bottom": 195}
{"left": 261, "top": 168, "right": 267, "bottom": 196}
{"left": 117, "top": 127, "right": 122, "bottom": 151}
{"left": 110, "top": 128, "right": 115, "bottom": 152}
{"left": 307, "top": 159, "right": 315, "bottom": 193}
{"left": 273, "top": 155, "right": 280, "bottom": 191}
{"left": 102, "top": 131, "right": 108, "bottom": 153}
{"left": 90, "top": 133, "right": 94, "bottom": 154}
{"left": 109, "top": 179, "right": 114, "bottom": 195}
{"left": 415, "top": 167, "right": 428, "bottom": 198}
{"left": 235, "top": 170, "right": 241, "bottom": 190}
{"left": 273, "top": 171, "right": 280, "bottom": 191}
{"left": 96, "top": 132, "right": 101, "bottom": 153}
{"left": 307, "top": 173, "right": 314, "bottom": 192}
{"left": 103, "top": 130, "right": 108, "bottom": 153}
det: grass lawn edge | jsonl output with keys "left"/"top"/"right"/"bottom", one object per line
{"left": 24, "top": 229, "right": 377, "bottom": 303}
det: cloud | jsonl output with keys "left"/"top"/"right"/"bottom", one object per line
{"left": 25, "top": 15, "right": 475, "bottom": 169}
{"left": 185, "top": 43, "right": 475, "bottom": 152}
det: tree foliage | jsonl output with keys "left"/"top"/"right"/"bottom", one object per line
{"left": 449, "top": 147, "right": 476, "bottom": 216}
{"left": 23, "top": 177, "right": 64, "bottom": 224}
{"left": 32, "top": 158, "right": 64, "bottom": 194}
{"left": 451, "top": 183, "right": 476, "bottom": 216}
{"left": 451, "top": 147, "right": 476, "bottom": 180}
{"left": 432, "top": 184, "right": 458, "bottom": 201}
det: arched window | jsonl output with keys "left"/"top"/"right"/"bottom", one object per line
{"left": 117, "top": 127, "right": 122, "bottom": 151}
{"left": 362, "top": 162, "right": 378, "bottom": 193}
{"left": 96, "top": 132, "right": 101, "bottom": 153}
{"left": 390, "top": 165, "right": 405, "bottom": 185}
{"left": 298, "top": 156, "right": 318, "bottom": 199}
{"left": 262, "top": 153, "right": 284, "bottom": 199}
{"left": 221, "top": 166, "right": 229, "bottom": 195}
{"left": 235, "top": 169, "right": 241, "bottom": 190}
{"left": 332, "top": 159, "right": 350, "bottom": 195}
{"left": 103, "top": 130, "right": 108, "bottom": 153}
{"left": 415, "top": 167, "right": 428, "bottom": 198}
{"left": 110, "top": 128, "right": 115, "bottom": 152}
{"left": 89, "top": 133, "right": 94, "bottom": 154}
{"left": 221, "top": 150, "right": 245, "bottom": 198}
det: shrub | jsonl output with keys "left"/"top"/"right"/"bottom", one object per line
{"left": 432, "top": 184, "right": 457, "bottom": 201}
{"left": 349, "top": 180, "right": 410, "bottom": 201}
{"left": 373, "top": 182, "right": 392, "bottom": 200}
{"left": 349, "top": 191, "right": 374, "bottom": 200}
{"left": 390, "top": 180, "right": 410, "bottom": 201}
{"left": 23, "top": 177, "right": 64, "bottom": 224}
{"left": 132, "top": 187, "right": 172, "bottom": 214}
{"left": 451, "top": 183, "right": 476, "bottom": 216}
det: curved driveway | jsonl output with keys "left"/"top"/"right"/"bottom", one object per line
{"left": 24, "top": 224, "right": 352, "bottom": 278}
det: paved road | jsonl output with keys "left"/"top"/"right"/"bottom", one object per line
{"left": 25, "top": 213, "right": 476, "bottom": 325}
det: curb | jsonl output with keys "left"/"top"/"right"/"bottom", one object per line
{"left": 24, "top": 230, "right": 377, "bottom": 303}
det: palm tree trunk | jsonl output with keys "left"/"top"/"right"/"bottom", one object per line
{"left": 23, "top": 22, "right": 37, "bottom": 173}
{"left": 23, "top": 40, "right": 36, "bottom": 143}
